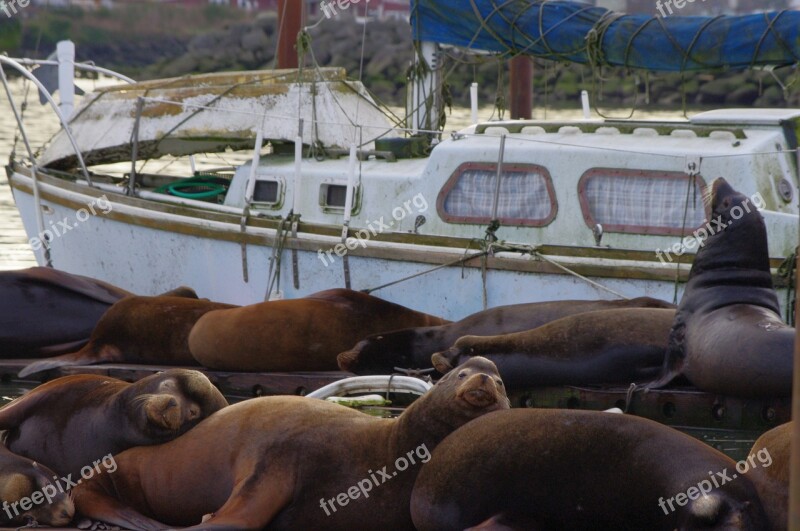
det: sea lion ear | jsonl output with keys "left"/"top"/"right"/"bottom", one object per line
{"left": 431, "top": 352, "right": 454, "bottom": 374}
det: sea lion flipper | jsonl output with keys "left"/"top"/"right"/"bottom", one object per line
{"left": 18, "top": 344, "right": 121, "bottom": 378}
{"left": 75, "top": 487, "right": 166, "bottom": 531}
{"left": 431, "top": 351, "right": 455, "bottom": 374}
{"left": 643, "top": 319, "right": 686, "bottom": 391}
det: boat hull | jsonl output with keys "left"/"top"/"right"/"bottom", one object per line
{"left": 10, "top": 169, "right": 793, "bottom": 320}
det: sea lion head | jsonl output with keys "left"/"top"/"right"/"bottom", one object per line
{"left": 427, "top": 356, "right": 509, "bottom": 418}
{"left": 0, "top": 462, "right": 75, "bottom": 527}
{"left": 430, "top": 339, "right": 475, "bottom": 374}
{"left": 337, "top": 331, "right": 418, "bottom": 374}
{"left": 125, "top": 369, "right": 228, "bottom": 440}
{"left": 692, "top": 178, "right": 770, "bottom": 276}
{"left": 679, "top": 493, "right": 765, "bottom": 530}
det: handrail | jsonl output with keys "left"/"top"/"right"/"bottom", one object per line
{"left": 4, "top": 57, "right": 135, "bottom": 84}
{"left": 0, "top": 55, "right": 93, "bottom": 185}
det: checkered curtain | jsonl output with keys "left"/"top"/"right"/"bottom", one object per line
{"left": 443, "top": 168, "right": 553, "bottom": 221}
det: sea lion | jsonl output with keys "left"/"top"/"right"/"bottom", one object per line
{"left": 338, "top": 297, "right": 675, "bottom": 374}
{"left": 18, "top": 295, "right": 234, "bottom": 377}
{"left": 188, "top": 288, "right": 450, "bottom": 372}
{"left": 0, "top": 444, "right": 75, "bottom": 527}
{"left": 73, "top": 357, "right": 508, "bottom": 530}
{"left": 748, "top": 422, "right": 789, "bottom": 530}
{"left": 1, "top": 266, "right": 131, "bottom": 357}
{"left": 410, "top": 408, "right": 770, "bottom": 531}
{"left": 431, "top": 307, "right": 675, "bottom": 390}
{"left": 649, "top": 178, "right": 794, "bottom": 398}
{"left": 0, "top": 369, "right": 228, "bottom": 478}
{"left": 1, "top": 267, "right": 199, "bottom": 359}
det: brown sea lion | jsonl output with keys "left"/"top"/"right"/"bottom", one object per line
{"left": 648, "top": 178, "right": 794, "bottom": 398}
{"left": 748, "top": 422, "right": 789, "bottom": 530}
{"left": 411, "top": 408, "right": 770, "bottom": 530}
{"left": 188, "top": 288, "right": 450, "bottom": 372}
{"left": 431, "top": 307, "right": 675, "bottom": 390}
{"left": 337, "top": 296, "right": 675, "bottom": 374}
{"left": 0, "top": 444, "right": 75, "bottom": 527}
{"left": 73, "top": 357, "right": 508, "bottom": 530}
{"left": 1, "top": 266, "right": 131, "bottom": 358}
{"left": 1, "top": 267, "right": 199, "bottom": 359}
{"left": 0, "top": 369, "right": 228, "bottom": 478}
{"left": 18, "top": 295, "right": 234, "bottom": 377}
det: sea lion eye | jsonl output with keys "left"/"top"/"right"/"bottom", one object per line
{"left": 457, "top": 372, "right": 467, "bottom": 379}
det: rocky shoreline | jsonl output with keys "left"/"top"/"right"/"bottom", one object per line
{"left": 5, "top": 9, "right": 798, "bottom": 108}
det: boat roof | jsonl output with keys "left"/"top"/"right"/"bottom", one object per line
{"left": 690, "top": 109, "right": 800, "bottom": 126}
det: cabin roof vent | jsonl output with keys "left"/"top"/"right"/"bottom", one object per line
{"left": 709, "top": 130, "right": 738, "bottom": 142}
{"left": 558, "top": 126, "right": 582, "bottom": 135}
{"left": 520, "top": 126, "right": 546, "bottom": 135}
{"left": 670, "top": 129, "right": 697, "bottom": 139}
{"left": 633, "top": 128, "right": 659, "bottom": 137}
{"left": 484, "top": 126, "right": 509, "bottom": 136}
{"left": 595, "top": 127, "right": 621, "bottom": 136}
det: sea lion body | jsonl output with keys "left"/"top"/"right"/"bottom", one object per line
{"left": 0, "top": 369, "right": 228, "bottom": 477}
{"left": 189, "top": 288, "right": 449, "bottom": 372}
{"left": 73, "top": 357, "right": 508, "bottom": 530}
{"left": 748, "top": 422, "right": 789, "bottom": 530}
{"left": 432, "top": 307, "right": 675, "bottom": 389}
{"left": 1, "top": 267, "right": 131, "bottom": 357}
{"left": 0, "top": 444, "right": 75, "bottom": 527}
{"left": 338, "top": 297, "right": 675, "bottom": 374}
{"left": 651, "top": 178, "right": 794, "bottom": 397}
{"left": 19, "top": 296, "right": 234, "bottom": 377}
{"left": 411, "top": 409, "right": 769, "bottom": 531}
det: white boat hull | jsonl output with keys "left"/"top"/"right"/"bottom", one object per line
{"left": 9, "top": 170, "right": 708, "bottom": 320}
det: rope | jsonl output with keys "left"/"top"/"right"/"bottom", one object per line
{"left": 265, "top": 213, "right": 293, "bottom": 300}
{"left": 531, "top": 250, "right": 630, "bottom": 300}
{"left": 778, "top": 248, "right": 797, "bottom": 324}
{"left": 361, "top": 250, "right": 489, "bottom": 294}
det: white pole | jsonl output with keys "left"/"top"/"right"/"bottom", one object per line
{"left": 57, "top": 40, "right": 75, "bottom": 121}
{"left": 581, "top": 90, "right": 591, "bottom": 120}
{"left": 245, "top": 130, "right": 264, "bottom": 203}
{"left": 470, "top": 82, "right": 479, "bottom": 125}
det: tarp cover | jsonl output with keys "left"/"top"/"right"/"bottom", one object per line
{"left": 410, "top": 0, "right": 800, "bottom": 71}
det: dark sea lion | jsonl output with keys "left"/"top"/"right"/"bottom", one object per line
{"left": 338, "top": 296, "right": 675, "bottom": 374}
{"left": 431, "top": 307, "right": 675, "bottom": 390}
{"left": 649, "top": 178, "right": 794, "bottom": 398}
{"left": 188, "top": 288, "right": 450, "bottom": 372}
{"left": 1, "top": 266, "right": 131, "bottom": 357}
{"left": 18, "top": 295, "right": 235, "bottom": 377}
{"left": 411, "top": 408, "right": 769, "bottom": 531}
{"left": 0, "top": 369, "right": 228, "bottom": 478}
{"left": 73, "top": 357, "right": 508, "bottom": 530}
{"left": 0, "top": 444, "right": 75, "bottom": 527}
{"left": 748, "top": 422, "right": 789, "bottom": 530}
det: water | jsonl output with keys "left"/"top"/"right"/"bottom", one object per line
{"left": 0, "top": 75, "right": 694, "bottom": 270}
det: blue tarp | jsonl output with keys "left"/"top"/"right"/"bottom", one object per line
{"left": 410, "top": 0, "right": 800, "bottom": 72}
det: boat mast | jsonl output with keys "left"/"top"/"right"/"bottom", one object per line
{"left": 408, "top": 41, "right": 442, "bottom": 134}
{"left": 509, "top": 56, "right": 532, "bottom": 119}
{"left": 277, "top": 0, "right": 304, "bottom": 69}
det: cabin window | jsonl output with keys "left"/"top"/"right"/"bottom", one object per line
{"left": 319, "top": 182, "right": 358, "bottom": 213}
{"left": 253, "top": 180, "right": 279, "bottom": 204}
{"left": 578, "top": 169, "right": 707, "bottom": 236}
{"left": 437, "top": 163, "right": 557, "bottom": 226}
